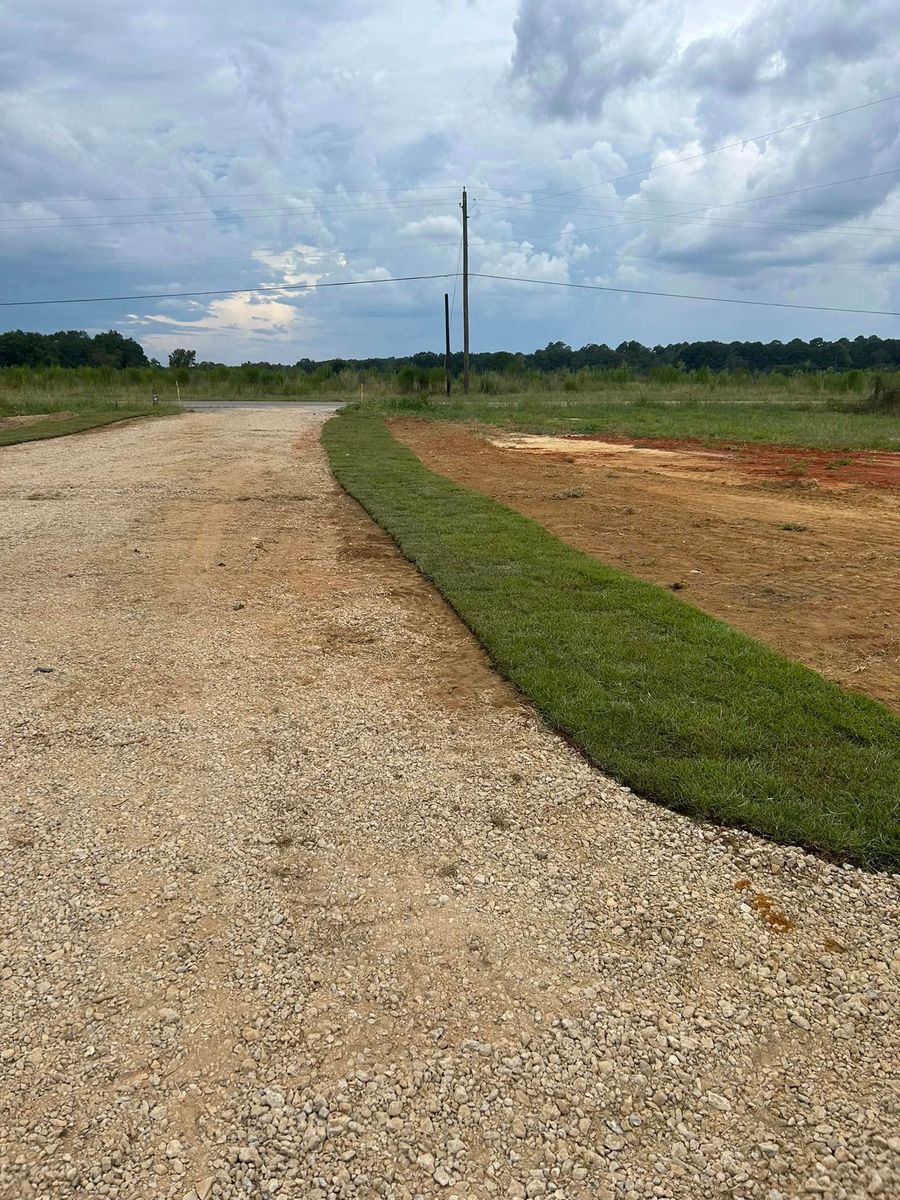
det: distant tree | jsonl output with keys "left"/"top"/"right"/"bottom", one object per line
{"left": 91, "top": 329, "right": 148, "bottom": 368}
{"left": 0, "top": 330, "right": 54, "bottom": 367}
{"left": 7, "top": 330, "right": 900, "bottom": 377}
{"left": 54, "top": 330, "right": 93, "bottom": 367}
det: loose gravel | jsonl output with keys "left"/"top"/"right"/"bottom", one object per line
{"left": 1, "top": 409, "right": 898, "bottom": 1200}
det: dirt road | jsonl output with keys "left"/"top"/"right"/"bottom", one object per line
{"left": 1, "top": 411, "right": 898, "bottom": 1200}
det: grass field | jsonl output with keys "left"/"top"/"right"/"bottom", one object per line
{"left": 0, "top": 407, "right": 178, "bottom": 447}
{"left": 367, "top": 389, "right": 900, "bottom": 451}
{"left": 324, "top": 411, "right": 900, "bottom": 871}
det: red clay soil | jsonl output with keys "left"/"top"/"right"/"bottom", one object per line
{"left": 391, "top": 418, "right": 900, "bottom": 715}
{"left": 559, "top": 433, "right": 900, "bottom": 489}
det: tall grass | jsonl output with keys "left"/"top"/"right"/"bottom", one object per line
{"left": 1, "top": 362, "right": 894, "bottom": 414}
{"left": 366, "top": 387, "right": 900, "bottom": 452}
{"left": 3, "top": 363, "right": 898, "bottom": 450}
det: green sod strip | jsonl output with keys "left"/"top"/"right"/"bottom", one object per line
{"left": 0, "top": 409, "right": 175, "bottom": 448}
{"left": 323, "top": 412, "right": 900, "bottom": 871}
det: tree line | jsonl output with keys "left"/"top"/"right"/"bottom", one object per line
{"left": 298, "top": 335, "right": 900, "bottom": 377}
{"left": 4, "top": 328, "right": 900, "bottom": 375}
{"left": 0, "top": 329, "right": 148, "bottom": 369}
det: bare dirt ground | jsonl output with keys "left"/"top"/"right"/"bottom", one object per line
{"left": 1, "top": 410, "right": 898, "bottom": 1200}
{"left": 393, "top": 420, "right": 900, "bottom": 714}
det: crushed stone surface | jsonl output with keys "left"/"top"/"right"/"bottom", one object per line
{"left": 1, "top": 409, "right": 898, "bottom": 1200}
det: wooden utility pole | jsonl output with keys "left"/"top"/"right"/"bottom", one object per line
{"left": 461, "top": 187, "right": 470, "bottom": 394}
{"left": 443, "top": 292, "right": 452, "bottom": 396}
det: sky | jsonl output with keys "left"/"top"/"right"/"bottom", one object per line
{"left": 2, "top": 0, "right": 900, "bottom": 364}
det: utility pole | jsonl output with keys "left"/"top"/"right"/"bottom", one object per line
{"left": 461, "top": 187, "right": 470, "bottom": 394}
{"left": 443, "top": 292, "right": 452, "bottom": 396}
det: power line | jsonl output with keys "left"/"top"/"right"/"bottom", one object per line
{"left": 476, "top": 168, "right": 900, "bottom": 227}
{"left": 671, "top": 168, "right": 900, "bottom": 217}
{"left": 449, "top": 238, "right": 463, "bottom": 325}
{"left": 469, "top": 236, "right": 899, "bottom": 277}
{"left": 469, "top": 272, "right": 900, "bottom": 317}
{"left": 0, "top": 197, "right": 457, "bottom": 232}
{"left": 482, "top": 91, "right": 900, "bottom": 219}
{"left": 2, "top": 261, "right": 896, "bottom": 320}
{"left": 9, "top": 234, "right": 894, "bottom": 284}
{"left": 475, "top": 202, "right": 900, "bottom": 241}
{"left": 20, "top": 235, "right": 896, "bottom": 288}
{"left": 0, "top": 273, "right": 460, "bottom": 308}
{"left": 0, "top": 185, "right": 461, "bottom": 207}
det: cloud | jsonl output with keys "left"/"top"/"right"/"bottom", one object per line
{"left": 399, "top": 215, "right": 461, "bottom": 240}
{"left": 2, "top": 0, "right": 900, "bottom": 361}
{"left": 682, "top": 1, "right": 890, "bottom": 101}
{"left": 509, "top": 0, "right": 681, "bottom": 120}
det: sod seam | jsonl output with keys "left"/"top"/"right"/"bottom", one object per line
{"left": 323, "top": 412, "right": 900, "bottom": 872}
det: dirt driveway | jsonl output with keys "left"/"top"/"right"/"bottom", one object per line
{"left": 393, "top": 420, "right": 900, "bottom": 714}
{"left": 1, "top": 411, "right": 898, "bottom": 1200}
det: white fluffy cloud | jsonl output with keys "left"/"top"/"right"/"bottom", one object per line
{"left": 1, "top": 0, "right": 899, "bottom": 360}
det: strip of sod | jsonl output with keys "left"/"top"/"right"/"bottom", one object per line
{"left": 323, "top": 412, "right": 900, "bottom": 871}
{"left": 0, "top": 408, "right": 175, "bottom": 448}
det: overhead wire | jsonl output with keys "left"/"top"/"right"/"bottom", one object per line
{"left": 0, "top": 197, "right": 462, "bottom": 232}
{"left": 7, "top": 265, "right": 898, "bottom": 317}
{"left": 0, "top": 185, "right": 461, "bottom": 207}
{"left": 473, "top": 203, "right": 900, "bottom": 241}
{"left": 464, "top": 236, "right": 899, "bottom": 277}
{"left": 0, "top": 273, "right": 460, "bottom": 308}
{"left": 469, "top": 272, "right": 900, "bottom": 317}
{"left": 479, "top": 90, "right": 900, "bottom": 219}
{"left": 5, "top": 93, "right": 900, "bottom": 320}
{"left": 449, "top": 238, "right": 463, "bottom": 327}
{"left": 474, "top": 167, "right": 900, "bottom": 230}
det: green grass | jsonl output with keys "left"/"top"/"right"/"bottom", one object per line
{"left": 323, "top": 412, "right": 900, "bottom": 871}
{"left": 0, "top": 407, "right": 178, "bottom": 447}
{"left": 365, "top": 390, "right": 900, "bottom": 451}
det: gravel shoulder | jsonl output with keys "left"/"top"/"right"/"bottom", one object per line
{"left": 1, "top": 410, "right": 898, "bottom": 1200}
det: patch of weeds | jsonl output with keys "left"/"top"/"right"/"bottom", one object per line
{"left": 859, "top": 375, "right": 900, "bottom": 414}
{"left": 781, "top": 523, "right": 808, "bottom": 532}
{"left": 551, "top": 488, "right": 586, "bottom": 500}
{"left": 826, "top": 457, "right": 854, "bottom": 469}
{"left": 786, "top": 458, "right": 809, "bottom": 477}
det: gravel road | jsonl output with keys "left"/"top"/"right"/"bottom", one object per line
{"left": 1, "top": 409, "right": 898, "bottom": 1200}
